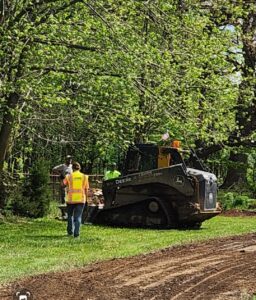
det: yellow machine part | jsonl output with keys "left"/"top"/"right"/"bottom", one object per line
{"left": 158, "top": 147, "right": 171, "bottom": 168}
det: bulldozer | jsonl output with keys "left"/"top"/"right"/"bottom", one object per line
{"left": 91, "top": 142, "right": 221, "bottom": 228}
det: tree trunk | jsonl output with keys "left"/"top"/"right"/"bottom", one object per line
{"left": 0, "top": 92, "right": 20, "bottom": 171}
{"left": 221, "top": 152, "right": 249, "bottom": 190}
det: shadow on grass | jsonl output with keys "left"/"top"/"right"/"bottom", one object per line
{"left": 90, "top": 223, "right": 206, "bottom": 231}
{"left": 24, "top": 234, "right": 68, "bottom": 239}
{"left": 24, "top": 235, "right": 102, "bottom": 242}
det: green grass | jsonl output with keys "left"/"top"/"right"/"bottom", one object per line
{"left": 0, "top": 215, "right": 255, "bottom": 284}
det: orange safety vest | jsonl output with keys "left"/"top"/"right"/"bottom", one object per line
{"left": 63, "top": 171, "right": 89, "bottom": 204}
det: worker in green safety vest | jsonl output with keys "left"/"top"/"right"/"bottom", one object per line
{"left": 104, "top": 162, "right": 121, "bottom": 180}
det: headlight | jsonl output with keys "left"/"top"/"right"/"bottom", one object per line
{"left": 208, "top": 192, "right": 214, "bottom": 204}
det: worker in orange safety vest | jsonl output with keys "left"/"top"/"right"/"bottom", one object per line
{"left": 63, "top": 161, "right": 89, "bottom": 238}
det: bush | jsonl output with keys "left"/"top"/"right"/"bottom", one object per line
{"left": 219, "top": 191, "right": 255, "bottom": 211}
{"left": 232, "top": 195, "right": 250, "bottom": 209}
{"left": 0, "top": 171, "right": 17, "bottom": 209}
{"left": 248, "top": 199, "right": 256, "bottom": 209}
{"left": 11, "top": 159, "right": 51, "bottom": 218}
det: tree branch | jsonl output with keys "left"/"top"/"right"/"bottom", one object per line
{"left": 33, "top": 38, "right": 100, "bottom": 52}
{"left": 11, "top": 0, "right": 83, "bottom": 27}
{"left": 30, "top": 66, "right": 121, "bottom": 77}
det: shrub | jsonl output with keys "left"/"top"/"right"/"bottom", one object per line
{"left": 232, "top": 195, "right": 250, "bottom": 209}
{"left": 218, "top": 192, "right": 234, "bottom": 210}
{"left": 248, "top": 199, "right": 256, "bottom": 209}
{"left": 11, "top": 159, "right": 51, "bottom": 218}
{"left": 0, "top": 171, "right": 17, "bottom": 209}
{"left": 218, "top": 191, "right": 254, "bottom": 210}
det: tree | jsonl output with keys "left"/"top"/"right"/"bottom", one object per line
{"left": 195, "top": 0, "right": 256, "bottom": 189}
{"left": 1, "top": 0, "right": 254, "bottom": 210}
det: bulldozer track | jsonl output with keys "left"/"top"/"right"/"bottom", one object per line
{"left": 0, "top": 233, "right": 256, "bottom": 300}
{"left": 171, "top": 261, "right": 252, "bottom": 300}
{"left": 193, "top": 263, "right": 256, "bottom": 300}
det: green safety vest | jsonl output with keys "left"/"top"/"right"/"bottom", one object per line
{"left": 104, "top": 170, "right": 121, "bottom": 180}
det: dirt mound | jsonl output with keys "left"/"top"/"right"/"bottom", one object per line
{"left": 221, "top": 209, "right": 256, "bottom": 217}
{"left": 1, "top": 233, "right": 256, "bottom": 300}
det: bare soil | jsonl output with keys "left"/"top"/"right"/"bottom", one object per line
{"left": 1, "top": 233, "right": 256, "bottom": 300}
{"left": 221, "top": 209, "right": 256, "bottom": 217}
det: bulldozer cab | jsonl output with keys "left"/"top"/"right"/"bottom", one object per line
{"left": 123, "top": 144, "right": 186, "bottom": 175}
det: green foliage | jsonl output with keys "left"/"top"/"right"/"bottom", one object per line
{"left": 247, "top": 150, "right": 256, "bottom": 193}
{"left": 0, "top": 0, "right": 256, "bottom": 197}
{"left": 0, "top": 171, "right": 18, "bottom": 209}
{"left": 218, "top": 191, "right": 256, "bottom": 210}
{"left": 11, "top": 159, "right": 51, "bottom": 218}
{"left": 0, "top": 1, "right": 239, "bottom": 166}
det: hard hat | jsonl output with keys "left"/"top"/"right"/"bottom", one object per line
{"left": 65, "top": 155, "right": 72, "bottom": 162}
{"left": 171, "top": 140, "right": 181, "bottom": 149}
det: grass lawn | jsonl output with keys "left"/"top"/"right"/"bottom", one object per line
{"left": 0, "top": 215, "right": 255, "bottom": 284}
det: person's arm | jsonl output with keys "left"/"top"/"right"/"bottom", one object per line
{"left": 104, "top": 170, "right": 109, "bottom": 181}
{"left": 62, "top": 175, "right": 69, "bottom": 187}
{"left": 84, "top": 175, "right": 89, "bottom": 201}
{"left": 52, "top": 164, "right": 63, "bottom": 174}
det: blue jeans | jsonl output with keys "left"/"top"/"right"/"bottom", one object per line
{"left": 67, "top": 203, "right": 85, "bottom": 237}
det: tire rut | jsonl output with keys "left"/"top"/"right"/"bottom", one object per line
{"left": 1, "top": 233, "right": 256, "bottom": 300}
